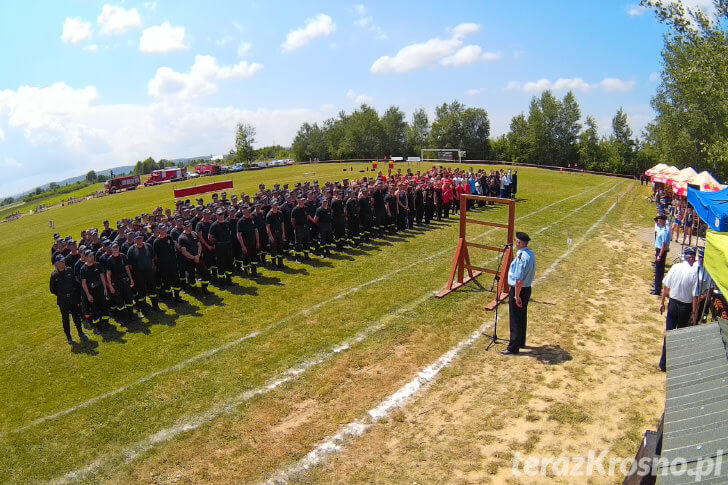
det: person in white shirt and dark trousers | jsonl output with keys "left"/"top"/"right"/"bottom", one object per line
{"left": 658, "top": 247, "right": 697, "bottom": 372}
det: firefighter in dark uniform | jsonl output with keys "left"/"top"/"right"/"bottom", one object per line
{"left": 153, "top": 225, "right": 183, "bottom": 300}
{"left": 281, "top": 194, "right": 295, "bottom": 257}
{"left": 121, "top": 231, "right": 135, "bottom": 255}
{"left": 253, "top": 204, "right": 269, "bottom": 267}
{"left": 306, "top": 191, "right": 320, "bottom": 253}
{"left": 196, "top": 209, "right": 217, "bottom": 282}
{"left": 210, "top": 208, "right": 234, "bottom": 284}
{"left": 385, "top": 187, "right": 398, "bottom": 233}
{"left": 75, "top": 246, "right": 90, "bottom": 322}
{"left": 331, "top": 190, "right": 347, "bottom": 250}
{"left": 105, "top": 242, "right": 135, "bottom": 317}
{"left": 372, "top": 182, "right": 387, "bottom": 236}
{"left": 415, "top": 183, "right": 425, "bottom": 225}
{"left": 291, "top": 197, "right": 311, "bottom": 261}
{"left": 315, "top": 198, "right": 334, "bottom": 256}
{"left": 345, "top": 189, "right": 360, "bottom": 245}
{"left": 169, "top": 217, "right": 186, "bottom": 281}
{"left": 228, "top": 205, "right": 243, "bottom": 273}
{"left": 425, "top": 183, "right": 435, "bottom": 224}
{"left": 80, "top": 250, "right": 110, "bottom": 330}
{"left": 266, "top": 199, "right": 285, "bottom": 268}
{"left": 358, "top": 188, "right": 373, "bottom": 241}
{"left": 127, "top": 231, "right": 160, "bottom": 315}
{"left": 178, "top": 221, "right": 210, "bottom": 291}
{"left": 237, "top": 205, "right": 261, "bottom": 276}
{"left": 50, "top": 255, "right": 89, "bottom": 344}
{"left": 406, "top": 184, "right": 416, "bottom": 229}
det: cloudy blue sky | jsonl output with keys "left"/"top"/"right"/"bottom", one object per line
{"left": 0, "top": 0, "right": 712, "bottom": 196}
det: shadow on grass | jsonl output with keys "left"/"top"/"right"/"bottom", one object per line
{"left": 519, "top": 345, "right": 573, "bottom": 365}
{"left": 186, "top": 289, "right": 225, "bottom": 306}
{"left": 70, "top": 338, "right": 99, "bottom": 356}
{"left": 97, "top": 324, "right": 128, "bottom": 344}
{"left": 267, "top": 264, "right": 309, "bottom": 276}
{"left": 225, "top": 281, "right": 262, "bottom": 295}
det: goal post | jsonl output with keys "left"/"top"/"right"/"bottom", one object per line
{"left": 436, "top": 194, "right": 515, "bottom": 310}
{"left": 421, "top": 148, "right": 465, "bottom": 164}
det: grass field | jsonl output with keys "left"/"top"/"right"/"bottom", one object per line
{"left": 0, "top": 163, "right": 664, "bottom": 483}
{"left": 0, "top": 182, "right": 105, "bottom": 221}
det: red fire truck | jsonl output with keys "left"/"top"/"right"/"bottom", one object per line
{"left": 196, "top": 163, "right": 222, "bottom": 176}
{"left": 144, "top": 167, "right": 187, "bottom": 186}
{"left": 105, "top": 174, "right": 140, "bottom": 194}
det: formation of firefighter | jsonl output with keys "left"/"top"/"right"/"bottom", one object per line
{"left": 49, "top": 166, "right": 518, "bottom": 344}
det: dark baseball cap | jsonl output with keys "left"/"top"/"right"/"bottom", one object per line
{"left": 134, "top": 232, "right": 144, "bottom": 239}
{"left": 654, "top": 215, "right": 667, "bottom": 221}
{"left": 54, "top": 254, "right": 65, "bottom": 263}
{"left": 515, "top": 232, "right": 531, "bottom": 243}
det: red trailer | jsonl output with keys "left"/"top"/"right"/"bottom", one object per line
{"left": 105, "top": 174, "right": 140, "bottom": 194}
{"left": 196, "top": 163, "right": 222, "bottom": 176}
{"left": 144, "top": 167, "right": 187, "bottom": 186}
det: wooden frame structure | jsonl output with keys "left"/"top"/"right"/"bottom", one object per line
{"left": 436, "top": 195, "right": 516, "bottom": 310}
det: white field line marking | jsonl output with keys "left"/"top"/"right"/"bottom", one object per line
{"left": 53, "top": 293, "right": 433, "bottom": 485}
{"left": 265, "top": 190, "right": 627, "bottom": 484}
{"left": 7, "top": 183, "right": 610, "bottom": 437}
{"left": 53, "top": 184, "right": 622, "bottom": 483}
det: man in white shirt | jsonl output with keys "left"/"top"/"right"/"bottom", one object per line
{"left": 658, "top": 247, "right": 697, "bottom": 371}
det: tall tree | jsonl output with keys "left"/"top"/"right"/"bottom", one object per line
{"left": 379, "top": 106, "right": 407, "bottom": 157}
{"left": 578, "top": 116, "right": 603, "bottom": 170}
{"left": 406, "top": 108, "right": 430, "bottom": 156}
{"left": 507, "top": 113, "right": 530, "bottom": 163}
{"left": 86, "top": 170, "right": 97, "bottom": 182}
{"left": 555, "top": 91, "right": 582, "bottom": 166}
{"left": 642, "top": 0, "right": 728, "bottom": 179}
{"left": 611, "top": 107, "right": 636, "bottom": 172}
{"left": 233, "top": 122, "right": 256, "bottom": 166}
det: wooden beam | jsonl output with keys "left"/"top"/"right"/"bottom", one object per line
{"left": 465, "top": 242, "right": 507, "bottom": 252}
{"left": 464, "top": 219, "right": 509, "bottom": 229}
{"left": 463, "top": 264, "right": 498, "bottom": 275}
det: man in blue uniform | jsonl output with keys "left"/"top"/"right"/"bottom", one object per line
{"left": 502, "top": 232, "right": 536, "bottom": 356}
{"left": 652, "top": 215, "right": 670, "bottom": 295}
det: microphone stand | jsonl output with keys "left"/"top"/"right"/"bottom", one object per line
{"left": 486, "top": 243, "right": 511, "bottom": 351}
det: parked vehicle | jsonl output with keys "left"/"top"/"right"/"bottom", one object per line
{"left": 195, "top": 164, "right": 222, "bottom": 176}
{"left": 229, "top": 163, "right": 244, "bottom": 172}
{"left": 144, "top": 167, "right": 187, "bottom": 186}
{"left": 187, "top": 172, "right": 200, "bottom": 178}
{"left": 105, "top": 174, "right": 140, "bottom": 193}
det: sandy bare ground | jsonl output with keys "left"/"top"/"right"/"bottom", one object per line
{"left": 298, "top": 223, "right": 667, "bottom": 484}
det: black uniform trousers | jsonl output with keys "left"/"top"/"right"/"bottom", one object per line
{"left": 157, "top": 262, "right": 181, "bottom": 295}
{"left": 659, "top": 298, "right": 693, "bottom": 370}
{"left": 333, "top": 219, "right": 346, "bottom": 248}
{"left": 87, "top": 284, "right": 108, "bottom": 325}
{"left": 215, "top": 242, "right": 233, "bottom": 277}
{"left": 58, "top": 295, "right": 84, "bottom": 339}
{"left": 507, "top": 285, "right": 532, "bottom": 353}
{"left": 319, "top": 224, "right": 333, "bottom": 253}
{"left": 133, "top": 269, "right": 157, "bottom": 302}
{"left": 241, "top": 241, "right": 259, "bottom": 270}
{"left": 268, "top": 232, "right": 284, "bottom": 259}
{"left": 294, "top": 225, "right": 310, "bottom": 257}
{"left": 110, "top": 277, "right": 134, "bottom": 311}
{"left": 654, "top": 248, "right": 667, "bottom": 293}
{"left": 184, "top": 258, "right": 210, "bottom": 287}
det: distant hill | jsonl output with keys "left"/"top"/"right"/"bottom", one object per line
{"left": 10, "top": 165, "right": 135, "bottom": 199}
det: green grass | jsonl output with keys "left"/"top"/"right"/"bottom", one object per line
{"left": 0, "top": 183, "right": 105, "bottom": 220}
{"left": 0, "top": 163, "right": 637, "bottom": 482}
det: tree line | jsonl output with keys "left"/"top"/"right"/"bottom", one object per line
{"left": 286, "top": 97, "right": 650, "bottom": 176}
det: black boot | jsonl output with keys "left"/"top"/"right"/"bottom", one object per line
{"left": 251, "top": 264, "right": 258, "bottom": 277}
{"left": 151, "top": 297, "right": 162, "bottom": 312}
{"left": 277, "top": 257, "right": 283, "bottom": 268}
{"left": 173, "top": 289, "right": 183, "bottom": 303}
{"left": 225, "top": 273, "right": 232, "bottom": 284}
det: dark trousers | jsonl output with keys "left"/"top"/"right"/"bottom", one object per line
{"left": 59, "top": 298, "right": 84, "bottom": 339}
{"left": 654, "top": 248, "right": 667, "bottom": 293}
{"left": 133, "top": 269, "right": 157, "bottom": 302}
{"left": 507, "top": 286, "right": 531, "bottom": 353}
{"left": 659, "top": 298, "right": 693, "bottom": 369}
{"left": 215, "top": 242, "right": 233, "bottom": 277}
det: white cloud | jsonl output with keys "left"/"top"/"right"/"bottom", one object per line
{"left": 465, "top": 87, "right": 486, "bottom": 96}
{"left": 83, "top": 44, "right": 99, "bottom": 53}
{"left": 0, "top": 127, "right": 5, "bottom": 142}
{"left": 281, "top": 13, "right": 336, "bottom": 52}
{"left": 0, "top": 82, "right": 335, "bottom": 195}
{"left": 627, "top": 4, "right": 647, "bottom": 16}
{"left": 97, "top": 5, "right": 142, "bottom": 36}
{"left": 371, "top": 22, "right": 499, "bottom": 73}
{"left": 216, "top": 35, "right": 233, "bottom": 47}
{"left": 148, "top": 54, "right": 263, "bottom": 99}
{"left": 346, "top": 88, "right": 374, "bottom": 106}
{"left": 143, "top": 1, "right": 157, "bottom": 11}
{"left": 354, "top": 4, "right": 387, "bottom": 40}
{"left": 61, "top": 17, "right": 92, "bottom": 45}
{"left": 2, "top": 157, "right": 22, "bottom": 169}
{"left": 441, "top": 45, "right": 501, "bottom": 66}
{"left": 505, "top": 77, "right": 636, "bottom": 93}
{"left": 649, "top": 71, "right": 660, "bottom": 82}
{"left": 237, "top": 42, "right": 253, "bottom": 58}
{"left": 139, "top": 22, "right": 187, "bottom": 54}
